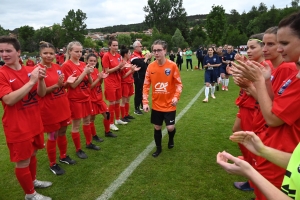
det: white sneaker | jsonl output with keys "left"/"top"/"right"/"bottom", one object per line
{"left": 110, "top": 124, "right": 119, "bottom": 131}
{"left": 25, "top": 192, "right": 52, "bottom": 200}
{"left": 33, "top": 180, "right": 52, "bottom": 188}
{"left": 211, "top": 94, "right": 216, "bottom": 99}
{"left": 115, "top": 119, "right": 128, "bottom": 125}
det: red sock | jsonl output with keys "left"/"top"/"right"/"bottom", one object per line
{"left": 125, "top": 102, "right": 129, "bottom": 116}
{"left": 120, "top": 106, "right": 125, "bottom": 119}
{"left": 57, "top": 135, "right": 67, "bottom": 159}
{"left": 109, "top": 104, "right": 115, "bottom": 124}
{"left": 15, "top": 167, "right": 35, "bottom": 194}
{"left": 71, "top": 132, "right": 81, "bottom": 151}
{"left": 90, "top": 122, "right": 96, "bottom": 136}
{"left": 103, "top": 119, "right": 110, "bottom": 133}
{"left": 29, "top": 156, "right": 37, "bottom": 181}
{"left": 115, "top": 103, "right": 120, "bottom": 120}
{"left": 83, "top": 124, "right": 92, "bottom": 145}
{"left": 46, "top": 139, "right": 57, "bottom": 166}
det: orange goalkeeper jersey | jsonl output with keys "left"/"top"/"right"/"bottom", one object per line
{"left": 143, "top": 59, "right": 183, "bottom": 112}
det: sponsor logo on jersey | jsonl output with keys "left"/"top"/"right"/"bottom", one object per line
{"left": 154, "top": 82, "right": 168, "bottom": 93}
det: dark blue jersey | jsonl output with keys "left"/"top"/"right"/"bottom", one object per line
{"left": 204, "top": 55, "right": 221, "bottom": 70}
{"left": 223, "top": 52, "right": 235, "bottom": 62}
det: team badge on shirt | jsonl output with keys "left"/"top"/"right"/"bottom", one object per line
{"left": 28, "top": 73, "right": 31, "bottom": 78}
{"left": 165, "top": 68, "right": 171, "bottom": 76}
{"left": 213, "top": 58, "right": 216, "bottom": 62}
{"left": 57, "top": 70, "right": 62, "bottom": 75}
{"left": 278, "top": 79, "right": 292, "bottom": 95}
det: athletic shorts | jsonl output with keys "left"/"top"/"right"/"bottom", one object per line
{"left": 69, "top": 100, "right": 92, "bottom": 119}
{"left": 220, "top": 65, "right": 230, "bottom": 75}
{"left": 205, "top": 69, "right": 217, "bottom": 83}
{"left": 105, "top": 87, "right": 122, "bottom": 101}
{"left": 43, "top": 118, "right": 72, "bottom": 133}
{"left": 7, "top": 133, "right": 44, "bottom": 162}
{"left": 151, "top": 109, "right": 176, "bottom": 126}
{"left": 91, "top": 100, "right": 108, "bottom": 115}
{"left": 122, "top": 83, "right": 134, "bottom": 98}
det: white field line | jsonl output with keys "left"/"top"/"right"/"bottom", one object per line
{"left": 96, "top": 86, "right": 205, "bottom": 200}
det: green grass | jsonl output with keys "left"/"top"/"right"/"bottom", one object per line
{"left": 0, "top": 55, "right": 254, "bottom": 200}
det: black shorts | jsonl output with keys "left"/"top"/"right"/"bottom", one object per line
{"left": 151, "top": 109, "right": 176, "bottom": 126}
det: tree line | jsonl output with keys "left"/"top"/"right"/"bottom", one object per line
{"left": 0, "top": 0, "right": 299, "bottom": 53}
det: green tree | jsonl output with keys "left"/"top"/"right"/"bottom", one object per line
{"left": 83, "top": 37, "right": 96, "bottom": 48}
{"left": 117, "top": 34, "right": 132, "bottom": 47}
{"left": 18, "top": 25, "right": 35, "bottom": 52}
{"left": 188, "top": 25, "right": 207, "bottom": 49}
{"left": 61, "top": 9, "right": 87, "bottom": 44}
{"left": 0, "top": 25, "right": 9, "bottom": 36}
{"left": 205, "top": 5, "right": 227, "bottom": 45}
{"left": 52, "top": 23, "right": 66, "bottom": 48}
{"left": 291, "top": 0, "right": 299, "bottom": 7}
{"left": 227, "top": 9, "right": 240, "bottom": 26}
{"left": 34, "top": 27, "right": 54, "bottom": 49}
{"left": 143, "top": 0, "right": 188, "bottom": 38}
{"left": 171, "top": 28, "right": 186, "bottom": 49}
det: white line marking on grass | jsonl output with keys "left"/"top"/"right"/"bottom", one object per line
{"left": 96, "top": 86, "right": 205, "bottom": 200}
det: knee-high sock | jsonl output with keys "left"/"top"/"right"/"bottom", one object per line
{"left": 71, "top": 132, "right": 81, "bottom": 151}
{"left": 90, "top": 122, "right": 97, "bottom": 136}
{"left": 29, "top": 156, "right": 37, "bottom": 181}
{"left": 109, "top": 104, "right": 115, "bottom": 124}
{"left": 125, "top": 102, "right": 129, "bottom": 116}
{"left": 57, "top": 135, "right": 67, "bottom": 159}
{"left": 211, "top": 86, "right": 215, "bottom": 94}
{"left": 205, "top": 87, "right": 209, "bottom": 98}
{"left": 46, "top": 139, "right": 57, "bottom": 166}
{"left": 222, "top": 78, "right": 225, "bottom": 85}
{"left": 120, "top": 106, "right": 125, "bottom": 119}
{"left": 83, "top": 124, "right": 92, "bottom": 145}
{"left": 115, "top": 103, "right": 120, "bottom": 120}
{"left": 103, "top": 119, "right": 110, "bottom": 133}
{"left": 15, "top": 167, "right": 35, "bottom": 194}
{"left": 154, "top": 129, "right": 162, "bottom": 147}
{"left": 168, "top": 128, "right": 176, "bottom": 142}
{"left": 225, "top": 78, "right": 229, "bottom": 87}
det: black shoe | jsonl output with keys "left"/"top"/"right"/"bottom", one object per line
{"left": 122, "top": 117, "right": 130, "bottom": 122}
{"left": 125, "top": 115, "right": 135, "bottom": 119}
{"left": 152, "top": 149, "right": 162, "bottom": 158}
{"left": 93, "top": 135, "right": 104, "bottom": 142}
{"left": 50, "top": 164, "right": 65, "bottom": 175}
{"left": 168, "top": 141, "right": 174, "bottom": 149}
{"left": 86, "top": 143, "right": 100, "bottom": 150}
{"left": 134, "top": 110, "right": 143, "bottom": 115}
{"left": 105, "top": 131, "right": 117, "bottom": 137}
{"left": 76, "top": 149, "right": 88, "bottom": 159}
{"left": 59, "top": 155, "right": 76, "bottom": 165}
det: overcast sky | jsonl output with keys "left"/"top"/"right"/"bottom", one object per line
{"left": 0, "top": 0, "right": 291, "bottom": 30}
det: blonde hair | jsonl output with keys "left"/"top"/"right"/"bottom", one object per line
{"left": 65, "top": 41, "right": 82, "bottom": 61}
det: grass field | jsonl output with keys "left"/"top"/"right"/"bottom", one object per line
{"left": 0, "top": 56, "right": 254, "bottom": 200}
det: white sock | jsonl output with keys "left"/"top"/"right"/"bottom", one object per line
{"left": 225, "top": 79, "right": 229, "bottom": 87}
{"left": 211, "top": 86, "right": 215, "bottom": 94}
{"left": 205, "top": 87, "right": 209, "bottom": 98}
{"left": 222, "top": 79, "right": 225, "bottom": 85}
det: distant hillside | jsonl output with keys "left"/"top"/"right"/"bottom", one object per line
{"left": 88, "top": 14, "right": 207, "bottom": 34}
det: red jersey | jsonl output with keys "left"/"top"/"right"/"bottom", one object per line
{"left": 26, "top": 59, "right": 35, "bottom": 67}
{"left": 252, "top": 62, "right": 297, "bottom": 134}
{"left": 56, "top": 53, "right": 65, "bottom": 65}
{"left": 0, "top": 65, "right": 43, "bottom": 143}
{"left": 255, "top": 71, "right": 300, "bottom": 188}
{"left": 121, "top": 63, "right": 134, "bottom": 84}
{"left": 102, "top": 51, "right": 122, "bottom": 89}
{"left": 61, "top": 60, "right": 90, "bottom": 102}
{"left": 143, "top": 59, "right": 183, "bottom": 112}
{"left": 90, "top": 68, "right": 104, "bottom": 103}
{"left": 39, "top": 63, "right": 71, "bottom": 125}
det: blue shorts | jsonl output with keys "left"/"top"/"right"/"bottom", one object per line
{"left": 205, "top": 69, "right": 217, "bottom": 83}
{"left": 220, "top": 65, "right": 230, "bottom": 75}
